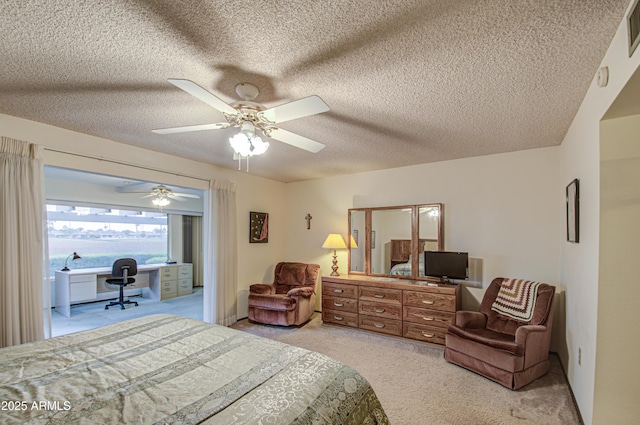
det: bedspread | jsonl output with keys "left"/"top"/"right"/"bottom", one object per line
{"left": 0, "top": 314, "right": 389, "bottom": 424}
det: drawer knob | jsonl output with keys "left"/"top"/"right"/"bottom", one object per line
{"left": 333, "top": 302, "right": 344, "bottom": 307}
{"left": 374, "top": 308, "right": 385, "bottom": 313}
{"left": 422, "top": 332, "right": 435, "bottom": 338}
{"left": 333, "top": 289, "right": 344, "bottom": 293}
{"left": 422, "top": 300, "right": 435, "bottom": 305}
{"left": 374, "top": 323, "right": 385, "bottom": 328}
{"left": 423, "top": 316, "right": 435, "bottom": 321}
{"left": 333, "top": 316, "right": 344, "bottom": 321}
{"left": 373, "top": 294, "right": 385, "bottom": 299}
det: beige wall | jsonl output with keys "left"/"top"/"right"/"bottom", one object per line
{"left": 0, "top": 113, "right": 288, "bottom": 320}
{"left": 595, "top": 114, "right": 640, "bottom": 424}
{"left": 285, "top": 147, "right": 562, "bottom": 312}
{"left": 558, "top": 1, "right": 640, "bottom": 422}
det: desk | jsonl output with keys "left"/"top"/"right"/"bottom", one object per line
{"left": 54, "top": 263, "right": 193, "bottom": 317}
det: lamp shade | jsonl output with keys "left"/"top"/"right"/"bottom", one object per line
{"left": 322, "top": 234, "right": 347, "bottom": 249}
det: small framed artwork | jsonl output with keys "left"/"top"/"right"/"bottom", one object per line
{"left": 566, "top": 179, "right": 579, "bottom": 243}
{"left": 250, "top": 211, "right": 269, "bottom": 243}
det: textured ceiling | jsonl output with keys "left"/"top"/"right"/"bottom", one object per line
{"left": 0, "top": 0, "right": 630, "bottom": 183}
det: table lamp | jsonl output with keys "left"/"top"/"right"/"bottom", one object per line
{"left": 62, "top": 252, "right": 82, "bottom": 271}
{"left": 322, "top": 234, "right": 347, "bottom": 276}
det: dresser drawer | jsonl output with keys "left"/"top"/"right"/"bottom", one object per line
{"left": 178, "top": 265, "right": 192, "bottom": 279}
{"left": 322, "top": 310, "right": 358, "bottom": 328}
{"left": 403, "top": 322, "right": 447, "bottom": 345}
{"left": 323, "top": 282, "right": 358, "bottom": 299}
{"left": 161, "top": 280, "right": 177, "bottom": 300}
{"left": 403, "top": 306, "right": 454, "bottom": 329}
{"left": 70, "top": 281, "right": 97, "bottom": 302}
{"left": 359, "top": 300, "right": 402, "bottom": 320}
{"left": 359, "top": 315, "right": 402, "bottom": 336}
{"left": 160, "top": 266, "right": 178, "bottom": 281}
{"left": 403, "top": 290, "right": 456, "bottom": 312}
{"left": 177, "top": 278, "right": 192, "bottom": 296}
{"left": 322, "top": 296, "right": 358, "bottom": 313}
{"left": 69, "top": 274, "right": 97, "bottom": 284}
{"left": 359, "top": 286, "right": 402, "bottom": 304}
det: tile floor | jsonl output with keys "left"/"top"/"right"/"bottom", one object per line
{"left": 51, "top": 287, "right": 203, "bottom": 336}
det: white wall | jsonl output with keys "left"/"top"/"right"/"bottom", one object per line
{"left": 45, "top": 176, "right": 204, "bottom": 214}
{"left": 595, "top": 114, "right": 640, "bottom": 424}
{"left": 0, "top": 113, "right": 288, "bottom": 320}
{"left": 557, "top": 1, "right": 640, "bottom": 422}
{"left": 285, "top": 146, "right": 562, "bottom": 311}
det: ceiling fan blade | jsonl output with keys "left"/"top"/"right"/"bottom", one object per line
{"left": 268, "top": 128, "right": 326, "bottom": 153}
{"left": 172, "top": 192, "right": 201, "bottom": 199}
{"left": 152, "top": 122, "right": 230, "bottom": 134}
{"left": 167, "top": 79, "right": 238, "bottom": 115}
{"left": 140, "top": 194, "right": 155, "bottom": 198}
{"left": 260, "top": 95, "right": 329, "bottom": 124}
{"left": 167, "top": 194, "right": 187, "bottom": 202}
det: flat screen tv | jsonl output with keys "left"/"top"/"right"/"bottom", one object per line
{"left": 423, "top": 251, "right": 468, "bottom": 281}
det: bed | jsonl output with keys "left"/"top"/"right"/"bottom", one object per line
{"left": 0, "top": 314, "right": 389, "bottom": 424}
{"left": 390, "top": 255, "right": 425, "bottom": 276}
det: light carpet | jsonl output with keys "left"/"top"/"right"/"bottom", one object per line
{"left": 231, "top": 314, "right": 581, "bottom": 425}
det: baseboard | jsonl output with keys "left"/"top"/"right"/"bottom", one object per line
{"left": 550, "top": 352, "right": 584, "bottom": 425}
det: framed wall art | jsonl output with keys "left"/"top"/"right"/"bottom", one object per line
{"left": 566, "top": 179, "right": 579, "bottom": 243}
{"left": 250, "top": 211, "right": 269, "bottom": 243}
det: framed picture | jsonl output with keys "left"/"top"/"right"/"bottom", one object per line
{"left": 250, "top": 212, "right": 269, "bottom": 243}
{"left": 566, "top": 179, "right": 579, "bottom": 243}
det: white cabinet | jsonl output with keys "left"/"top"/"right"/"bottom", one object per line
{"left": 177, "top": 264, "right": 193, "bottom": 296}
{"left": 55, "top": 271, "right": 98, "bottom": 318}
{"left": 69, "top": 274, "right": 98, "bottom": 302}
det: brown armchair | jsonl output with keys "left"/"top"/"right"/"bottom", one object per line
{"left": 248, "top": 262, "right": 320, "bottom": 326}
{"left": 444, "top": 277, "right": 555, "bottom": 390}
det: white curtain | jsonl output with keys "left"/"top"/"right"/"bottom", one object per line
{"left": 0, "top": 137, "right": 48, "bottom": 347}
{"left": 203, "top": 179, "right": 238, "bottom": 326}
{"left": 191, "top": 216, "right": 203, "bottom": 287}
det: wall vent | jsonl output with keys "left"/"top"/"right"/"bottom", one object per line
{"left": 630, "top": 0, "right": 640, "bottom": 56}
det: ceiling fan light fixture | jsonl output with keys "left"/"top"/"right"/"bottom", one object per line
{"left": 152, "top": 197, "right": 170, "bottom": 207}
{"left": 250, "top": 136, "right": 269, "bottom": 155}
{"left": 229, "top": 125, "right": 270, "bottom": 158}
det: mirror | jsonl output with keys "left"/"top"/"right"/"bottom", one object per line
{"left": 348, "top": 204, "right": 443, "bottom": 279}
{"left": 349, "top": 210, "right": 365, "bottom": 272}
{"left": 418, "top": 205, "right": 442, "bottom": 277}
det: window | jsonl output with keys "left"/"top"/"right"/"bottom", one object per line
{"left": 47, "top": 204, "right": 168, "bottom": 272}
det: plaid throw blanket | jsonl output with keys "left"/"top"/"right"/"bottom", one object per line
{"left": 491, "top": 278, "right": 542, "bottom": 321}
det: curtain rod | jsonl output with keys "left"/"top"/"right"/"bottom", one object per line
{"left": 43, "top": 147, "right": 211, "bottom": 183}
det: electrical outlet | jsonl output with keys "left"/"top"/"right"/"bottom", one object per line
{"left": 578, "top": 347, "right": 582, "bottom": 366}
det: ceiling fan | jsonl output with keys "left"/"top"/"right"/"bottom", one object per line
{"left": 139, "top": 185, "right": 200, "bottom": 201}
{"left": 152, "top": 79, "right": 330, "bottom": 160}
{"left": 117, "top": 184, "right": 200, "bottom": 209}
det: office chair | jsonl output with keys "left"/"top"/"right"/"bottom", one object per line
{"left": 105, "top": 258, "right": 139, "bottom": 310}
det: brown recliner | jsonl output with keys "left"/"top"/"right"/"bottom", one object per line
{"left": 248, "top": 262, "right": 320, "bottom": 326}
{"left": 444, "top": 277, "right": 555, "bottom": 390}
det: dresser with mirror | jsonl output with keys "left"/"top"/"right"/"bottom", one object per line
{"left": 322, "top": 203, "right": 461, "bottom": 346}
